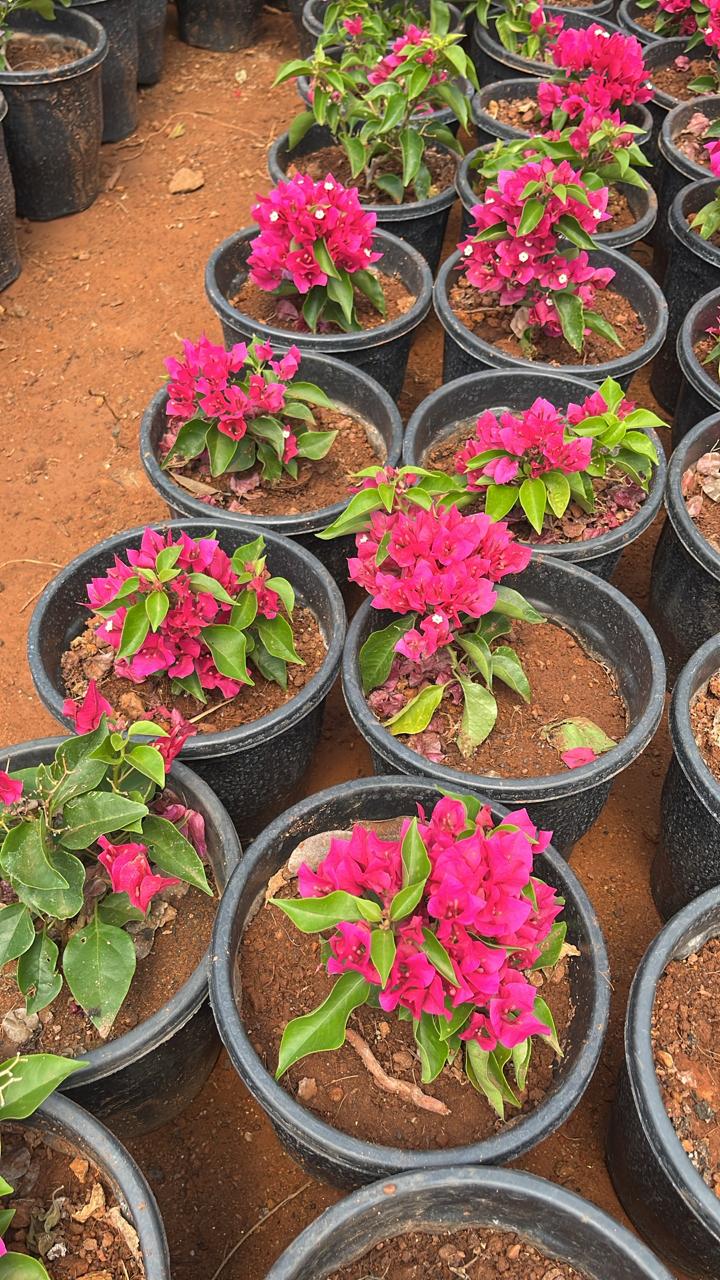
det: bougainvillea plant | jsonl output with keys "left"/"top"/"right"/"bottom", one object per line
{"left": 247, "top": 173, "right": 386, "bottom": 332}
{"left": 0, "top": 1052, "right": 83, "bottom": 1274}
{"left": 689, "top": 183, "right": 720, "bottom": 240}
{"left": 82, "top": 528, "right": 302, "bottom": 705}
{"left": 459, "top": 157, "right": 619, "bottom": 355}
{"left": 160, "top": 335, "right": 338, "bottom": 489}
{"left": 702, "top": 309, "right": 720, "bottom": 380}
{"left": 316, "top": 0, "right": 451, "bottom": 50}
{"left": 0, "top": 694, "right": 211, "bottom": 1036}
{"left": 276, "top": 17, "right": 476, "bottom": 204}
{"left": 450, "top": 377, "right": 667, "bottom": 533}
{"left": 539, "top": 23, "right": 652, "bottom": 132}
{"left": 635, "top": 0, "right": 702, "bottom": 39}
{"left": 273, "top": 794, "right": 567, "bottom": 1116}
{"left": 0, "top": 0, "right": 69, "bottom": 69}
{"left": 492, "top": 0, "right": 564, "bottom": 60}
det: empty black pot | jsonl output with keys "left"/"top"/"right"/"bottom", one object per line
{"left": 0, "top": 92, "right": 20, "bottom": 290}
{"left": 617, "top": 0, "right": 663, "bottom": 42}
{"left": 209, "top": 775, "right": 610, "bottom": 1187}
{"left": 70, "top": 0, "right": 138, "bottom": 142}
{"left": 342, "top": 557, "right": 665, "bottom": 855}
{"left": 651, "top": 179, "right": 720, "bottom": 412}
{"left": 655, "top": 96, "right": 720, "bottom": 279}
{"left": 137, "top": 0, "right": 166, "bottom": 85}
{"left": 675, "top": 286, "right": 720, "bottom": 443}
{"left": 0, "top": 9, "right": 107, "bottom": 220}
{"left": 176, "top": 0, "right": 263, "bottom": 50}
{"left": 469, "top": 76, "right": 652, "bottom": 148}
{"left": 0, "top": 735, "right": 242, "bottom": 1136}
{"left": 470, "top": 8, "right": 617, "bottom": 86}
{"left": 140, "top": 351, "right": 404, "bottom": 585}
{"left": 33, "top": 1092, "right": 170, "bottom": 1274}
{"left": 402, "top": 368, "right": 666, "bottom": 580}
{"left": 267, "top": 123, "right": 457, "bottom": 273}
{"left": 266, "top": 1167, "right": 672, "bottom": 1279}
{"left": 649, "top": 412, "right": 720, "bottom": 683}
{"left": 205, "top": 226, "right": 433, "bottom": 401}
{"left": 27, "top": 520, "right": 346, "bottom": 829}
{"left": 652, "top": 635, "right": 720, "bottom": 919}
{"left": 607, "top": 886, "right": 720, "bottom": 1279}
{"left": 434, "top": 246, "right": 668, "bottom": 388}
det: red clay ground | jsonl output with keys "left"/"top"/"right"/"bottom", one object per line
{"left": 0, "top": 9, "right": 684, "bottom": 1278}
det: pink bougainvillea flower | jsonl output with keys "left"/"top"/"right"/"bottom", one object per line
{"left": 146, "top": 705, "right": 197, "bottom": 768}
{"left": 97, "top": 837, "right": 180, "bottom": 913}
{"left": 343, "top": 15, "right": 363, "bottom": 35}
{"left": 562, "top": 746, "right": 597, "bottom": 769}
{"left": 62, "top": 680, "right": 114, "bottom": 734}
{"left": 0, "top": 770, "right": 22, "bottom": 807}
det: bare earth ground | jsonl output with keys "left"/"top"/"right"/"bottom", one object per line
{"left": 0, "top": 9, "right": 684, "bottom": 1278}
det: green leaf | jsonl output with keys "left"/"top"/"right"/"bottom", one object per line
{"left": 0, "top": 1053, "right": 83, "bottom": 1121}
{"left": 518, "top": 476, "right": 547, "bottom": 534}
{"left": 202, "top": 623, "right": 252, "bottom": 685}
{"left": 270, "top": 890, "right": 382, "bottom": 933}
{"left": 317, "top": 487, "right": 385, "bottom": 539}
{"left": 491, "top": 645, "right": 531, "bottom": 702}
{"left": 543, "top": 469, "right": 572, "bottom": 518}
{"left": 458, "top": 678, "right": 497, "bottom": 756}
{"left": 465, "top": 1041, "right": 508, "bottom": 1119}
{"left": 0, "top": 1255, "right": 51, "bottom": 1280}
{"left": 358, "top": 616, "right": 416, "bottom": 694}
{"left": 492, "top": 586, "right": 545, "bottom": 624}
{"left": 400, "top": 128, "right": 424, "bottom": 187}
{"left": 256, "top": 615, "right": 303, "bottom": 664}
{"left": 353, "top": 269, "right": 387, "bottom": 318}
{"left": 171, "top": 670, "right": 207, "bottom": 704}
{"left": 288, "top": 109, "right": 315, "bottom": 149}
{"left": 557, "top": 213, "right": 597, "bottom": 250}
{"left": 400, "top": 817, "right": 430, "bottom": 889}
{"left": 162, "top": 416, "right": 209, "bottom": 467}
{"left": 370, "top": 928, "right": 396, "bottom": 986}
{"left": 326, "top": 271, "right": 356, "bottom": 327}
{"left": 47, "top": 757, "right": 109, "bottom": 819}
{"left": 421, "top": 927, "right": 458, "bottom": 985}
{"left": 457, "top": 632, "right": 492, "bottom": 684}
{"left": 389, "top": 880, "right": 425, "bottom": 922}
{"left": 284, "top": 381, "right": 334, "bottom": 408}
{"left": 116, "top": 600, "right": 151, "bottom": 661}
{"left": 63, "top": 915, "right": 137, "bottom": 1036}
{"left": 554, "top": 292, "right": 585, "bottom": 354}
{"left": 0, "top": 905, "right": 35, "bottom": 969}
{"left": 414, "top": 1012, "right": 449, "bottom": 1083}
{"left": 534, "top": 995, "right": 561, "bottom": 1055}
{"left": 517, "top": 197, "right": 545, "bottom": 235}
{"left": 265, "top": 576, "right": 295, "bottom": 616}
{"left": 17, "top": 932, "right": 62, "bottom": 1016}
{"left": 230, "top": 591, "right": 258, "bottom": 631}
{"left": 622, "top": 429, "right": 659, "bottom": 462}
{"left": 437, "top": 1002, "right": 473, "bottom": 1040}
{"left": 485, "top": 482, "right": 519, "bottom": 521}
{"left": 141, "top": 814, "right": 212, "bottom": 895}
{"left": 384, "top": 684, "right": 446, "bottom": 735}
{"left": 97, "top": 892, "right": 145, "bottom": 927}
{"left": 512, "top": 1037, "right": 532, "bottom": 1092}
{"left": 584, "top": 310, "right": 622, "bottom": 348}
{"left": 251, "top": 637, "right": 287, "bottom": 690}
{"left": 542, "top": 716, "right": 616, "bottom": 756}
{"left": 1, "top": 823, "right": 85, "bottom": 920}
{"left": 296, "top": 429, "right": 337, "bottom": 460}
{"left": 276, "top": 971, "right": 371, "bottom": 1078}
{"left": 55, "top": 721, "right": 109, "bottom": 770}
{"left": 531, "top": 919, "right": 567, "bottom": 971}
{"left": 312, "top": 237, "right": 340, "bottom": 279}
{"left": 144, "top": 590, "right": 169, "bottom": 632}
{"left": 59, "top": 792, "right": 149, "bottom": 850}
{"left": 375, "top": 172, "right": 405, "bottom": 203}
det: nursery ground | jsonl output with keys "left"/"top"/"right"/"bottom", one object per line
{"left": 0, "top": 9, "right": 684, "bottom": 1279}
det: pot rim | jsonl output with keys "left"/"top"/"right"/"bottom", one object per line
{"left": 677, "top": 286, "right": 720, "bottom": 407}
{"left": 27, "top": 519, "right": 346, "bottom": 759}
{"left": 472, "top": 8, "right": 621, "bottom": 78}
{"left": 669, "top": 176, "right": 720, "bottom": 268}
{"left": 209, "top": 774, "right": 610, "bottom": 1177}
{"left": 205, "top": 226, "right": 433, "bottom": 353}
{"left": 616, "top": 0, "right": 663, "bottom": 42}
{"left": 669, "top": 633, "right": 720, "bottom": 820}
{"left": 0, "top": 9, "right": 108, "bottom": 85}
{"left": 663, "top": 410, "right": 720, "bottom": 581}
{"left": 659, "top": 95, "right": 720, "bottom": 182}
{"left": 0, "top": 737, "right": 241, "bottom": 1085}
{"left": 470, "top": 78, "right": 653, "bottom": 141}
{"left": 342, "top": 557, "right": 666, "bottom": 801}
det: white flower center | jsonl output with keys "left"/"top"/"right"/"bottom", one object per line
{"left": 431, "top": 614, "right": 444, "bottom": 624}
{"left": 315, "top": 209, "right": 325, "bottom": 220}
{"left": 269, "top": 211, "right": 279, "bottom": 222}
{"left": 324, "top": 181, "right": 334, "bottom": 190}
{"left": 283, "top": 429, "right": 291, "bottom": 438}
{"left": 464, "top": 245, "right": 473, "bottom": 256}
{"left": 592, "top": 209, "right": 602, "bottom": 219}
{"left": 519, "top": 252, "right": 529, "bottom": 263}
{"left": 558, "top": 273, "right": 567, "bottom": 284}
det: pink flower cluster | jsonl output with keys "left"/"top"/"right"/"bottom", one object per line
{"left": 707, "top": 137, "right": 720, "bottom": 176}
{"left": 541, "top": 24, "right": 651, "bottom": 122}
{"left": 298, "top": 797, "right": 562, "bottom": 1051}
{"left": 247, "top": 173, "right": 381, "bottom": 297}
{"left": 366, "top": 24, "right": 448, "bottom": 89}
{"left": 164, "top": 335, "right": 300, "bottom": 445}
{"left": 456, "top": 397, "right": 593, "bottom": 490}
{"left": 0, "top": 770, "right": 22, "bottom": 807}
{"left": 348, "top": 502, "right": 531, "bottom": 662}
{"left": 98, "top": 836, "right": 179, "bottom": 914}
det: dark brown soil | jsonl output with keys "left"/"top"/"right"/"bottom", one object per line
{"left": 3, "top": 1124, "right": 144, "bottom": 1277}
{"left": 695, "top": 332, "right": 720, "bottom": 385}
{"left": 231, "top": 269, "right": 415, "bottom": 334}
{"left": 164, "top": 403, "right": 382, "bottom": 514}
{"left": 5, "top": 34, "right": 89, "bottom": 71}
{"left": 447, "top": 278, "right": 646, "bottom": 366}
{"left": 328, "top": 1227, "right": 589, "bottom": 1279}
{"left": 689, "top": 668, "right": 720, "bottom": 781}
{"left": 287, "top": 142, "right": 457, "bottom": 204}
{"left": 651, "top": 59, "right": 714, "bottom": 101}
{"left": 61, "top": 606, "right": 326, "bottom": 734}
{"left": 652, "top": 935, "right": 720, "bottom": 1199}
{"left": 483, "top": 93, "right": 538, "bottom": 133}
{"left": 241, "top": 890, "right": 575, "bottom": 1149}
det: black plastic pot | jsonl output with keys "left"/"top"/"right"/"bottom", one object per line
{"left": 607, "top": 886, "right": 720, "bottom": 1279}
{"left": 0, "top": 735, "right": 242, "bottom": 1136}
{"left": 470, "top": 75, "right": 652, "bottom": 148}
{"left": 70, "top": 0, "right": 138, "bottom": 142}
{"left": 649, "top": 412, "right": 720, "bottom": 683}
{"left": 176, "top": 0, "right": 263, "bottom": 50}
{"left": 644, "top": 37, "right": 695, "bottom": 170}
{"left": 402, "top": 368, "right": 666, "bottom": 580}
{"left": 652, "top": 636, "right": 720, "bottom": 919}
{"left": 0, "top": 9, "right": 107, "bottom": 221}
{"left": 342, "top": 559, "right": 665, "bottom": 856}
{"left": 675, "top": 286, "right": 720, "bottom": 443}
{"left": 209, "top": 775, "right": 610, "bottom": 1187}
{"left": 301, "top": 0, "right": 463, "bottom": 47}
{"left": 266, "top": 1167, "right": 672, "bottom": 1279}
{"left": 617, "top": 0, "right": 663, "bottom": 42}
{"left": 139, "top": 352, "right": 404, "bottom": 585}
{"left": 137, "top": 0, "right": 165, "bottom": 85}
{"left": 0, "top": 92, "right": 20, "bottom": 291}
{"left": 456, "top": 145, "right": 658, "bottom": 250}
{"left": 26, "top": 520, "right": 346, "bottom": 829}
{"left": 651, "top": 178, "right": 720, "bottom": 412}
{"left": 205, "top": 227, "right": 433, "bottom": 401}
{"left": 31, "top": 1091, "right": 170, "bottom": 1274}
{"left": 434, "top": 246, "right": 668, "bottom": 389}
{"left": 470, "top": 8, "right": 618, "bottom": 86}
{"left": 268, "top": 124, "right": 456, "bottom": 273}
{"left": 655, "top": 96, "right": 720, "bottom": 279}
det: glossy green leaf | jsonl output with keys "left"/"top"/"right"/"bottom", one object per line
{"left": 458, "top": 678, "right": 497, "bottom": 756}
{"left": 543, "top": 469, "right": 571, "bottom": 519}
{"left": 457, "top": 633, "right": 492, "bottom": 684}
{"left": 414, "top": 1011, "right": 449, "bottom": 1083}
{"left": 127, "top": 744, "right": 165, "bottom": 789}
{"left": 384, "top": 683, "right": 446, "bottom": 736}
{"left": 17, "top": 932, "right": 62, "bottom": 1016}
{"left": 0, "top": 904, "right": 35, "bottom": 970}
{"left": 97, "top": 892, "right": 145, "bottom": 928}
{"left": 491, "top": 645, "right": 531, "bottom": 703}
{"left": 358, "top": 615, "right": 416, "bottom": 694}
{"left": 63, "top": 916, "right": 137, "bottom": 1036}
{"left": 202, "top": 623, "right": 252, "bottom": 685}
{"left": 162, "top": 417, "right": 209, "bottom": 468}
{"left": 517, "top": 197, "right": 545, "bottom": 235}
{"left": 485, "top": 482, "right": 519, "bottom": 521}
{"left": 370, "top": 928, "right": 396, "bottom": 986}
{"left": 492, "top": 586, "right": 545, "bottom": 624}
{"left": 142, "top": 815, "right": 212, "bottom": 895}
{"left": 554, "top": 292, "right": 585, "bottom": 354}
{"left": 270, "top": 890, "right": 382, "bottom": 933}
{"left": 59, "top": 792, "right": 149, "bottom": 850}
{"left": 0, "top": 1053, "right": 83, "bottom": 1121}
{"left": 421, "top": 927, "right": 458, "bottom": 985}
{"left": 116, "top": 600, "right": 151, "bottom": 660}
{"left": 276, "top": 971, "right": 371, "bottom": 1078}
{"left": 519, "top": 476, "right": 547, "bottom": 534}
{"left": 534, "top": 995, "right": 562, "bottom": 1055}
{"left": 531, "top": 920, "right": 568, "bottom": 971}
{"left": 256, "top": 614, "right": 303, "bottom": 665}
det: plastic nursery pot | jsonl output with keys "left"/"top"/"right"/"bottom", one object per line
{"left": 266, "top": 1167, "right": 673, "bottom": 1279}
{"left": 470, "top": 8, "right": 618, "bottom": 88}
{"left": 0, "top": 9, "right": 107, "bottom": 221}
{"left": 644, "top": 37, "right": 695, "bottom": 171}
{"left": 343, "top": 559, "right": 665, "bottom": 856}
{"left": 175, "top": 0, "right": 264, "bottom": 51}
{"left": 652, "top": 636, "right": 720, "bottom": 919}
{"left": 649, "top": 412, "right": 720, "bottom": 683}
{"left": 31, "top": 1091, "right": 170, "bottom": 1275}
{"left": 26, "top": 521, "right": 346, "bottom": 829}
{"left": 675, "top": 286, "right": 720, "bottom": 443}
{"left": 140, "top": 352, "right": 404, "bottom": 586}
{"left": 655, "top": 96, "right": 720, "bottom": 279}
{"left": 205, "top": 227, "right": 433, "bottom": 402}
{"left": 469, "top": 76, "right": 652, "bottom": 148}
{"left": 456, "top": 145, "right": 658, "bottom": 250}
{"left": 607, "top": 886, "right": 720, "bottom": 1279}
{"left": 70, "top": 0, "right": 138, "bottom": 143}
{"left": 268, "top": 124, "right": 456, "bottom": 274}
{"left": 137, "top": 0, "right": 166, "bottom": 86}
{"left": 0, "top": 92, "right": 20, "bottom": 291}
{"left": 402, "top": 368, "right": 666, "bottom": 581}
{"left": 209, "top": 775, "right": 610, "bottom": 1187}
{"left": 0, "top": 735, "right": 242, "bottom": 1136}
{"left": 434, "top": 246, "right": 668, "bottom": 389}
{"left": 617, "top": 0, "right": 663, "bottom": 42}
{"left": 300, "top": 0, "right": 463, "bottom": 47}
{"left": 650, "top": 178, "right": 720, "bottom": 412}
